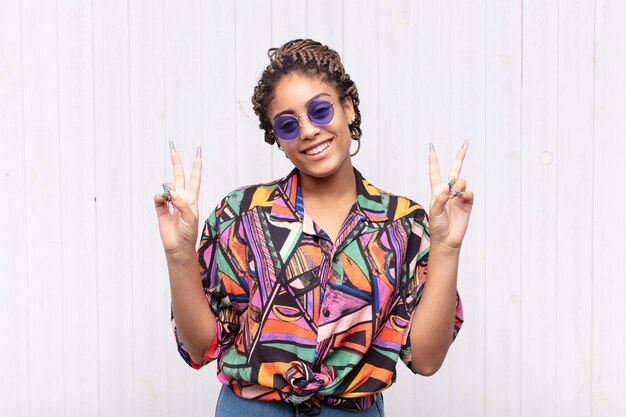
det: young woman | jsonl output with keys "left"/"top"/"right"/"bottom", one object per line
{"left": 155, "top": 39, "right": 473, "bottom": 416}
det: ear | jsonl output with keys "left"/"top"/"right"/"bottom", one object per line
{"left": 341, "top": 96, "right": 355, "bottom": 120}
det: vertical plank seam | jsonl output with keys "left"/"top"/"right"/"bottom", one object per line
{"left": 266, "top": 0, "right": 278, "bottom": 178}
{"left": 163, "top": 0, "right": 168, "bottom": 184}
{"left": 340, "top": 0, "right": 344, "bottom": 66}
{"left": 555, "top": 1, "right": 560, "bottom": 416}
{"left": 448, "top": 0, "right": 452, "bottom": 148}
{"left": 376, "top": 0, "right": 381, "bottom": 192}
{"left": 483, "top": 1, "right": 488, "bottom": 415}
{"left": 19, "top": 0, "right": 32, "bottom": 415}
{"left": 234, "top": 0, "right": 239, "bottom": 185}
{"left": 55, "top": 0, "right": 67, "bottom": 414}
{"left": 305, "top": 0, "right": 309, "bottom": 37}
{"left": 126, "top": 0, "right": 136, "bottom": 413}
{"left": 161, "top": 0, "right": 170, "bottom": 413}
{"left": 446, "top": 0, "right": 450, "bottom": 408}
{"left": 89, "top": 0, "right": 101, "bottom": 414}
{"left": 409, "top": 1, "right": 416, "bottom": 414}
{"left": 590, "top": 0, "right": 597, "bottom": 415}
{"left": 519, "top": 0, "right": 524, "bottom": 415}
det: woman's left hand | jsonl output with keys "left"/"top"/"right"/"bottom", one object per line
{"left": 427, "top": 141, "right": 474, "bottom": 254}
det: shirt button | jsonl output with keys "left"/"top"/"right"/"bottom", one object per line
{"left": 322, "top": 308, "right": 330, "bottom": 317}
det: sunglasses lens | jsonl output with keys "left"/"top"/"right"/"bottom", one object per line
{"left": 272, "top": 100, "right": 335, "bottom": 140}
{"left": 308, "top": 99, "right": 334, "bottom": 125}
{"left": 273, "top": 115, "right": 300, "bottom": 140}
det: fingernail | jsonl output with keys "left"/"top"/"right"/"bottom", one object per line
{"left": 448, "top": 177, "right": 457, "bottom": 191}
{"left": 451, "top": 190, "right": 464, "bottom": 199}
{"left": 429, "top": 143, "right": 435, "bottom": 152}
{"left": 169, "top": 140, "right": 176, "bottom": 153}
{"left": 462, "top": 139, "right": 469, "bottom": 149}
{"left": 196, "top": 145, "right": 202, "bottom": 159}
{"left": 162, "top": 183, "right": 171, "bottom": 198}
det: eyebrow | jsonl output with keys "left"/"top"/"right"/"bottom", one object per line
{"left": 272, "top": 92, "right": 333, "bottom": 120}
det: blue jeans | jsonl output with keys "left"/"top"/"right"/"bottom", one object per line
{"left": 215, "top": 384, "right": 385, "bottom": 417}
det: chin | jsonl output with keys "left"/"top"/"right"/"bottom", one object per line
{"left": 298, "top": 156, "right": 351, "bottom": 180}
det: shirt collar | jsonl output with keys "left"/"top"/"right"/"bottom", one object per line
{"left": 269, "top": 168, "right": 389, "bottom": 223}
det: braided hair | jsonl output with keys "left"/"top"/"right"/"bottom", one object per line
{"left": 252, "top": 39, "right": 362, "bottom": 145}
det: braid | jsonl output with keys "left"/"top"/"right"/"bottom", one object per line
{"left": 252, "top": 39, "right": 362, "bottom": 145}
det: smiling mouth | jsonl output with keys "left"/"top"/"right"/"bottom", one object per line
{"left": 304, "top": 140, "right": 331, "bottom": 156}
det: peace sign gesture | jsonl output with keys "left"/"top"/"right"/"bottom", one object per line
{"left": 427, "top": 141, "right": 474, "bottom": 253}
{"left": 154, "top": 142, "right": 203, "bottom": 256}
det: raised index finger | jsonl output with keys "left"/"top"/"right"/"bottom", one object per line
{"left": 429, "top": 144, "right": 442, "bottom": 198}
{"left": 448, "top": 140, "right": 469, "bottom": 181}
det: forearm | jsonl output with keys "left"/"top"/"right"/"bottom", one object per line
{"left": 168, "top": 248, "right": 216, "bottom": 364}
{"left": 408, "top": 243, "right": 459, "bottom": 375}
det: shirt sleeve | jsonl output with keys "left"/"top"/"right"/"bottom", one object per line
{"left": 171, "top": 194, "right": 246, "bottom": 369}
{"left": 398, "top": 208, "right": 464, "bottom": 372}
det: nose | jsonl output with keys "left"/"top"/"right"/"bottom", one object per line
{"left": 298, "top": 115, "right": 320, "bottom": 140}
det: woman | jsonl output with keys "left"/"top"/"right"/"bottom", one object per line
{"left": 155, "top": 39, "right": 472, "bottom": 416}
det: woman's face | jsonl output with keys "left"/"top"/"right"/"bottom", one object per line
{"left": 268, "top": 72, "right": 355, "bottom": 181}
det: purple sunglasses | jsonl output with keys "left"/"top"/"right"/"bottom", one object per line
{"left": 272, "top": 99, "right": 337, "bottom": 141}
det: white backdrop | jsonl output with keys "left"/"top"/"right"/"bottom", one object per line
{"left": 1, "top": 0, "right": 625, "bottom": 416}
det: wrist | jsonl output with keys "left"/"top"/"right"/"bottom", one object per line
{"left": 430, "top": 240, "right": 461, "bottom": 258}
{"left": 165, "top": 246, "right": 198, "bottom": 264}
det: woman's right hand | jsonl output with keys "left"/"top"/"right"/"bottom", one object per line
{"left": 154, "top": 143, "right": 203, "bottom": 257}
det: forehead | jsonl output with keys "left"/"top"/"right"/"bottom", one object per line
{"left": 270, "top": 73, "right": 339, "bottom": 114}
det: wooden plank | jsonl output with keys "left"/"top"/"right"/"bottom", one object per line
{"left": 164, "top": 0, "right": 208, "bottom": 168}
{"left": 593, "top": 1, "right": 626, "bottom": 416}
{"left": 485, "top": 1, "right": 522, "bottom": 416}
{"left": 57, "top": 0, "right": 100, "bottom": 414}
{"left": 92, "top": 0, "right": 134, "bottom": 415}
{"left": 163, "top": 0, "right": 216, "bottom": 415}
{"left": 235, "top": 0, "right": 272, "bottom": 186}
{"left": 520, "top": 1, "right": 559, "bottom": 416}
{"left": 377, "top": 0, "right": 423, "bottom": 201}
{"left": 448, "top": 0, "right": 487, "bottom": 415}
{"left": 306, "top": 0, "right": 343, "bottom": 53}
{"left": 343, "top": 0, "right": 379, "bottom": 185}
{"left": 555, "top": 1, "right": 594, "bottom": 417}
{"left": 21, "top": 0, "right": 64, "bottom": 415}
{"left": 128, "top": 1, "right": 169, "bottom": 416}
{"left": 412, "top": 0, "right": 452, "bottom": 207}
{"left": 377, "top": 2, "right": 420, "bottom": 416}
{"left": 413, "top": 1, "right": 453, "bottom": 415}
{"left": 270, "top": 0, "right": 308, "bottom": 179}
{"left": 0, "top": 1, "right": 29, "bottom": 415}
{"left": 199, "top": 1, "right": 238, "bottom": 207}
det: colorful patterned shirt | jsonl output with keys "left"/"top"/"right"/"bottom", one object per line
{"left": 173, "top": 168, "right": 463, "bottom": 415}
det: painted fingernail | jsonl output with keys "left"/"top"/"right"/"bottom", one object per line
{"left": 169, "top": 140, "right": 176, "bottom": 153}
{"left": 429, "top": 143, "right": 435, "bottom": 152}
{"left": 448, "top": 177, "right": 457, "bottom": 191}
{"left": 462, "top": 139, "right": 469, "bottom": 149}
{"left": 450, "top": 190, "right": 464, "bottom": 199}
{"left": 162, "top": 183, "right": 171, "bottom": 198}
{"left": 196, "top": 145, "right": 202, "bottom": 159}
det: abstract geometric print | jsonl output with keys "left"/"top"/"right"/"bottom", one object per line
{"left": 172, "top": 168, "right": 464, "bottom": 413}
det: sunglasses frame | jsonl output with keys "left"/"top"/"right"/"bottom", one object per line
{"left": 271, "top": 99, "right": 338, "bottom": 141}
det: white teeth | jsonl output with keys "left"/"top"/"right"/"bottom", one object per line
{"left": 305, "top": 141, "right": 330, "bottom": 155}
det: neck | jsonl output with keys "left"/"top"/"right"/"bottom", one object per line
{"left": 299, "top": 163, "right": 357, "bottom": 203}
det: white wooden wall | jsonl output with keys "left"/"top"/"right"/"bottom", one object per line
{"left": 1, "top": 1, "right": 624, "bottom": 416}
